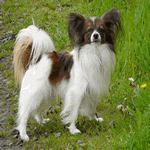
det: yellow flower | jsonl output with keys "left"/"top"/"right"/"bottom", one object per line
{"left": 140, "top": 84, "right": 146, "bottom": 88}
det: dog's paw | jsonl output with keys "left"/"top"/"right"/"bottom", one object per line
{"left": 96, "top": 117, "right": 104, "bottom": 122}
{"left": 69, "top": 128, "right": 81, "bottom": 135}
{"left": 20, "top": 134, "right": 29, "bottom": 141}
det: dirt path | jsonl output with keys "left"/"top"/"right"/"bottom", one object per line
{"left": 0, "top": 55, "right": 27, "bottom": 149}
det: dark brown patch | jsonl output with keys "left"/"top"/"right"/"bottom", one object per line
{"left": 48, "top": 51, "right": 73, "bottom": 85}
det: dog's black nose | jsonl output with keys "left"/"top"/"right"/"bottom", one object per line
{"left": 94, "top": 33, "right": 99, "bottom": 39}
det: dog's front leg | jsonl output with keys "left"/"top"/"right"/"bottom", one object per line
{"left": 67, "top": 91, "right": 83, "bottom": 134}
{"left": 68, "top": 120, "right": 81, "bottom": 134}
{"left": 61, "top": 82, "right": 87, "bottom": 135}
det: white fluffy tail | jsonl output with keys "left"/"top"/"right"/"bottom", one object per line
{"left": 14, "top": 21, "right": 55, "bottom": 84}
{"left": 15, "top": 23, "right": 55, "bottom": 65}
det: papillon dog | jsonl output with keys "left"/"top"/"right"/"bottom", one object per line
{"left": 13, "top": 8, "right": 121, "bottom": 141}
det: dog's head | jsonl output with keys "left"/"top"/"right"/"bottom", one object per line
{"left": 68, "top": 8, "right": 121, "bottom": 47}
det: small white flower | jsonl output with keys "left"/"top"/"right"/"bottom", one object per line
{"left": 128, "top": 78, "right": 134, "bottom": 82}
{"left": 123, "top": 106, "right": 129, "bottom": 112}
{"left": 124, "top": 98, "right": 127, "bottom": 100}
{"left": 117, "top": 105, "right": 123, "bottom": 111}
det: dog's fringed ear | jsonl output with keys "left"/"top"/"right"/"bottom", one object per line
{"left": 100, "top": 8, "right": 122, "bottom": 45}
{"left": 68, "top": 13, "right": 85, "bottom": 46}
{"left": 100, "top": 8, "right": 121, "bottom": 34}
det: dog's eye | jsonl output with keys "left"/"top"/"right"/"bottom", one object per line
{"left": 87, "top": 28, "right": 93, "bottom": 33}
{"left": 97, "top": 27, "right": 104, "bottom": 32}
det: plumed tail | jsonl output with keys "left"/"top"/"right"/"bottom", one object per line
{"left": 14, "top": 36, "right": 33, "bottom": 84}
{"left": 15, "top": 24, "right": 55, "bottom": 65}
{"left": 13, "top": 24, "right": 55, "bottom": 84}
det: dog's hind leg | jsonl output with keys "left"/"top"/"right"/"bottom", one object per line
{"left": 16, "top": 89, "right": 50, "bottom": 141}
{"left": 16, "top": 112, "right": 30, "bottom": 141}
{"left": 95, "top": 115, "right": 104, "bottom": 122}
{"left": 16, "top": 55, "right": 52, "bottom": 141}
{"left": 16, "top": 95, "right": 32, "bottom": 141}
{"left": 16, "top": 81, "right": 51, "bottom": 141}
{"left": 89, "top": 112, "right": 104, "bottom": 122}
{"left": 16, "top": 93, "right": 43, "bottom": 141}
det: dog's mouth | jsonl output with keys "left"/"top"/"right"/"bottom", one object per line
{"left": 92, "top": 39, "right": 101, "bottom": 43}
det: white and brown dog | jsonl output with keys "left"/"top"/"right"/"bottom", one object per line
{"left": 13, "top": 8, "right": 121, "bottom": 141}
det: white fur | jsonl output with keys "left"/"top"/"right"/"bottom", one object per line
{"left": 15, "top": 24, "right": 55, "bottom": 65}
{"left": 89, "top": 17, "right": 97, "bottom": 23}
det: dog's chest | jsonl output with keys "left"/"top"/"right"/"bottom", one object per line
{"left": 79, "top": 44, "right": 115, "bottom": 96}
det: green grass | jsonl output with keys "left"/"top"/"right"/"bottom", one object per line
{"left": 0, "top": 0, "right": 149, "bottom": 149}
